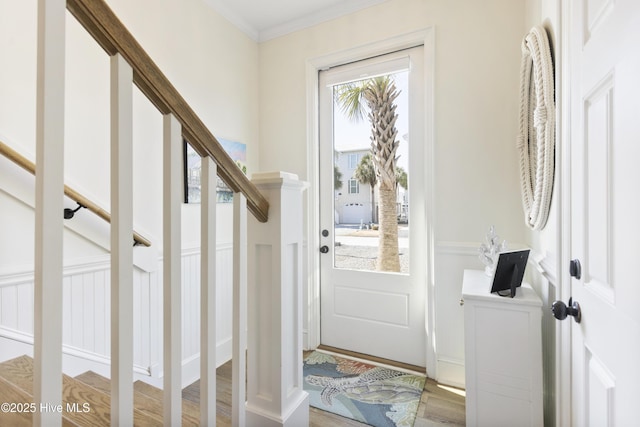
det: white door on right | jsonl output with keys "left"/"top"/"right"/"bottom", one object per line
{"left": 567, "top": 0, "right": 640, "bottom": 425}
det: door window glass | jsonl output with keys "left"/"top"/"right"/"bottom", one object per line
{"left": 331, "top": 71, "right": 409, "bottom": 274}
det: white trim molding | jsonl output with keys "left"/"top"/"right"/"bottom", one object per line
{"left": 204, "top": 0, "right": 388, "bottom": 43}
{"left": 526, "top": 248, "right": 561, "bottom": 427}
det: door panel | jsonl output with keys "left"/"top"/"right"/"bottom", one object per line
{"left": 583, "top": 74, "right": 614, "bottom": 303}
{"left": 319, "top": 47, "right": 426, "bottom": 367}
{"left": 568, "top": 0, "right": 640, "bottom": 424}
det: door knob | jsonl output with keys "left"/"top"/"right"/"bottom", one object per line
{"left": 320, "top": 245, "right": 329, "bottom": 254}
{"left": 569, "top": 259, "right": 582, "bottom": 279}
{"left": 551, "top": 297, "right": 581, "bottom": 323}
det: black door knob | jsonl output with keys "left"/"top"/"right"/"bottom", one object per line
{"left": 551, "top": 297, "right": 581, "bottom": 323}
{"left": 320, "top": 245, "right": 329, "bottom": 254}
{"left": 569, "top": 259, "right": 582, "bottom": 279}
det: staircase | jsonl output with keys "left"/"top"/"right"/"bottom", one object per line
{"left": 0, "top": 0, "right": 309, "bottom": 425}
{"left": 0, "top": 355, "right": 229, "bottom": 426}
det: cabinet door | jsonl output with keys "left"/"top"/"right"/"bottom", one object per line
{"left": 464, "top": 296, "right": 542, "bottom": 426}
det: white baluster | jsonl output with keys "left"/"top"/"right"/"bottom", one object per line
{"left": 110, "top": 52, "right": 134, "bottom": 426}
{"left": 163, "top": 113, "right": 182, "bottom": 425}
{"left": 201, "top": 157, "right": 217, "bottom": 426}
{"left": 33, "top": 0, "right": 65, "bottom": 425}
{"left": 232, "top": 193, "right": 248, "bottom": 427}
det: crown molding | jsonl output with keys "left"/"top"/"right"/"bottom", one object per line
{"left": 204, "top": 0, "right": 389, "bottom": 43}
{"left": 202, "top": 0, "right": 260, "bottom": 41}
{"left": 258, "top": 0, "right": 388, "bottom": 42}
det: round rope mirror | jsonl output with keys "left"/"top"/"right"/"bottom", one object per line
{"left": 517, "top": 25, "right": 555, "bottom": 230}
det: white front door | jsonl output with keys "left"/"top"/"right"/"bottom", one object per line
{"left": 318, "top": 47, "right": 427, "bottom": 367}
{"left": 566, "top": 0, "right": 640, "bottom": 424}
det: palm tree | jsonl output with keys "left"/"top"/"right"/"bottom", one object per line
{"left": 334, "top": 166, "right": 343, "bottom": 191}
{"left": 335, "top": 76, "right": 401, "bottom": 272}
{"left": 355, "top": 154, "right": 378, "bottom": 223}
{"left": 395, "top": 166, "right": 408, "bottom": 222}
{"left": 396, "top": 166, "right": 407, "bottom": 191}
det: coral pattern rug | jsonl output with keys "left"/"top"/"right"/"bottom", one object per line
{"left": 303, "top": 351, "right": 426, "bottom": 427}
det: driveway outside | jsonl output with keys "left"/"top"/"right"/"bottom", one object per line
{"left": 332, "top": 225, "right": 409, "bottom": 273}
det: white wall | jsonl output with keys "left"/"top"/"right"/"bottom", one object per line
{"left": 0, "top": 0, "right": 259, "bottom": 264}
{"left": 524, "top": 0, "right": 561, "bottom": 425}
{"left": 258, "top": 0, "right": 528, "bottom": 387}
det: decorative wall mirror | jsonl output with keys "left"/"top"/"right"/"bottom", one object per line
{"left": 517, "top": 25, "right": 555, "bottom": 230}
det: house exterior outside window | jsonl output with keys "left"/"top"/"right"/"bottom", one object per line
{"left": 334, "top": 149, "right": 374, "bottom": 224}
{"left": 348, "top": 178, "right": 359, "bottom": 194}
{"left": 348, "top": 153, "right": 359, "bottom": 169}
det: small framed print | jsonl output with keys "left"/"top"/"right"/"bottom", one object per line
{"left": 184, "top": 138, "right": 247, "bottom": 204}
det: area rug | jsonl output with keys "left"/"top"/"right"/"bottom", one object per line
{"left": 303, "top": 351, "right": 425, "bottom": 427}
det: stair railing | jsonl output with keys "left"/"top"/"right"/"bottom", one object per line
{"left": 0, "top": 140, "right": 152, "bottom": 247}
{"left": 26, "top": 0, "right": 308, "bottom": 426}
{"left": 66, "top": 0, "right": 270, "bottom": 223}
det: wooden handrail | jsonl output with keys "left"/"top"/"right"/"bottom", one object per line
{"left": 66, "top": 0, "right": 270, "bottom": 223}
{"left": 0, "top": 140, "right": 152, "bottom": 247}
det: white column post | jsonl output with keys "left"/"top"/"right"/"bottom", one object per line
{"left": 33, "top": 1, "right": 65, "bottom": 425}
{"left": 110, "top": 53, "right": 134, "bottom": 426}
{"left": 163, "top": 113, "right": 182, "bottom": 426}
{"left": 232, "top": 193, "right": 248, "bottom": 427}
{"left": 246, "top": 172, "right": 309, "bottom": 427}
{"left": 201, "top": 157, "right": 217, "bottom": 426}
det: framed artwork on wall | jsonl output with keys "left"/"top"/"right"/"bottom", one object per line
{"left": 184, "top": 138, "right": 247, "bottom": 204}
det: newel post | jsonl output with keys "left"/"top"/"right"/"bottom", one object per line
{"left": 246, "top": 172, "right": 309, "bottom": 427}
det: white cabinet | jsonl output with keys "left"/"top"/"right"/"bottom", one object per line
{"left": 462, "top": 269, "right": 543, "bottom": 427}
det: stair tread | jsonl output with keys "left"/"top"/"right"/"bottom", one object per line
{"left": 0, "top": 355, "right": 235, "bottom": 426}
{"left": 183, "top": 379, "right": 233, "bottom": 426}
{"left": 0, "top": 362, "right": 80, "bottom": 427}
{"left": 0, "top": 356, "right": 33, "bottom": 394}
{"left": 134, "top": 380, "right": 201, "bottom": 423}
{"left": 0, "top": 355, "right": 161, "bottom": 426}
{"left": 76, "top": 371, "right": 199, "bottom": 426}
{"left": 0, "top": 374, "right": 34, "bottom": 427}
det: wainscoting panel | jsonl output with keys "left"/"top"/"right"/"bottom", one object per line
{"left": 1, "top": 282, "right": 33, "bottom": 333}
{"left": 0, "top": 244, "right": 235, "bottom": 387}
{"left": 527, "top": 250, "right": 558, "bottom": 427}
{"left": 63, "top": 269, "right": 109, "bottom": 358}
{"left": 178, "top": 245, "right": 234, "bottom": 386}
{"left": 433, "top": 242, "right": 555, "bottom": 400}
{"left": 182, "top": 249, "right": 201, "bottom": 362}
{"left": 433, "top": 241, "right": 485, "bottom": 388}
{"left": 133, "top": 267, "right": 152, "bottom": 378}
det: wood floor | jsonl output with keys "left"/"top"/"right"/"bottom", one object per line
{"left": 0, "top": 353, "right": 464, "bottom": 426}
{"left": 184, "top": 355, "right": 466, "bottom": 427}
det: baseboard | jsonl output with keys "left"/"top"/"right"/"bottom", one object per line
{"left": 436, "top": 356, "right": 465, "bottom": 389}
{"left": 180, "top": 337, "right": 232, "bottom": 388}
